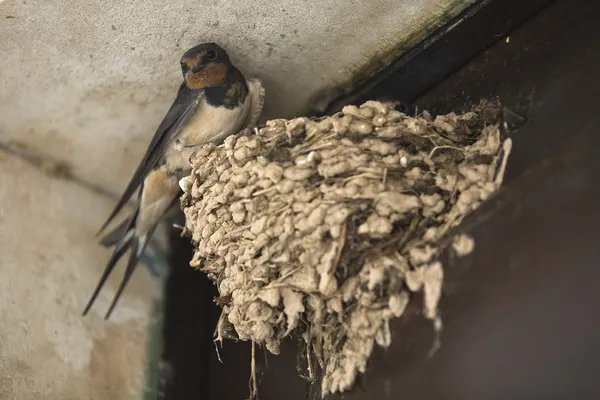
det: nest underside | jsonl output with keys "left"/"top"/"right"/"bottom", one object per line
{"left": 180, "top": 99, "right": 512, "bottom": 396}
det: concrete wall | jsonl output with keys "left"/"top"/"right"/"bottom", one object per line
{"left": 0, "top": 0, "right": 474, "bottom": 398}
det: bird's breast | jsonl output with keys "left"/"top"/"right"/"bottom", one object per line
{"left": 179, "top": 98, "right": 250, "bottom": 145}
{"left": 165, "top": 96, "right": 251, "bottom": 172}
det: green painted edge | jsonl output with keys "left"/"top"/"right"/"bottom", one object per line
{"left": 140, "top": 249, "right": 171, "bottom": 400}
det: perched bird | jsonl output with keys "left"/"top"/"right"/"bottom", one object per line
{"left": 83, "top": 42, "right": 265, "bottom": 319}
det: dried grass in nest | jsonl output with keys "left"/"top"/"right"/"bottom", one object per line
{"left": 179, "top": 99, "right": 512, "bottom": 397}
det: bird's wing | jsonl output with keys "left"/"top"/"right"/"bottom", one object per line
{"left": 98, "top": 82, "right": 204, "bottom": 235}
{"left": 242, "top": 78, "right": 266, "bottom": 131}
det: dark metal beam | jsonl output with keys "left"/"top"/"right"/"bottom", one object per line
{"left": 320, "top": 0, "right": 556, "bottom": 116}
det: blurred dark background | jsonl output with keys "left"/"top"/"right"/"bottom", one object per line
{"left": 161, "top": 0, "right": 600, "bottom": 398}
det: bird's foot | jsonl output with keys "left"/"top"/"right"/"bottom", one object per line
{"left": 186, "top": 145, "right": 209, "bottom": 164}
{"left": 174, "top": 139, "right": 205, "bottom": 162}
{"left": 173, "top": 138, "right": 186, "bottom": 152}
{"left": 175, "top": 140, "right": 203, "bottom": 151}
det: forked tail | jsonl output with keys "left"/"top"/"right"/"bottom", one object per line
{"left": 82, "top": 200, "right": 156, "bottom": 320}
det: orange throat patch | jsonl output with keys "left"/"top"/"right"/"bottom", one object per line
{"left": 185, "top": 63, "right": 228, "bottom": 89}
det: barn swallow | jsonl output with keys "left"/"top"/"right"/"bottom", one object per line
{"left": 83, "top": 42, "right": 265, "bottom": 319}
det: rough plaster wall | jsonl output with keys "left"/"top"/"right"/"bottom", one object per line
{"left": 0, "top": 0, "right": 475, "bottom": 191}
{"left": 0, "top": 0, "right": 475, "bottom": 398}
{"left": 0, "top": 155, "right": 155, "bottom": 399}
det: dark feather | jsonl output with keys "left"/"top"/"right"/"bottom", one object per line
{"left": 83, "top": 198, "right": 140, "bottom": 317}
{"left": 102, "top": 222, "right": 158, "bottom": 320}
{"left": 85, "top": 195, "right": 181, "bottom": 318}
{"left": 99, "top": 218, "right": 129, "bottom": 247}
{"left": 97, "top": 82, "right": 204, "bottom": 236}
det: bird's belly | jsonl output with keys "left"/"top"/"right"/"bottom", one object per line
{"left": 136, "top": 166, "right": 180, "bottom": 235}
{"left": 165, "top": 101, "right": 250, "bottom": 172}
{"left": 178, "top": 101, "right": 249, "bottom": 147}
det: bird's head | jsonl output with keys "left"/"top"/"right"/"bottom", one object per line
{"left": 180, "top": 43, "right": 232, "bottom": 89}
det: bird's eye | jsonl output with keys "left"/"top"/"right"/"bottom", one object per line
{"left": 206, "top": 50, "right": 217, "bottom": 60}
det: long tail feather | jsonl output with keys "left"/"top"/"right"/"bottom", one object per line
{"left": 103, "top": 223, "right": 157, "bottom": 320}
{"left": 88, "top": 185, "right": 181, "bottom": 319}
{"left": 82, "top": 201, "right": 140, "bottom": 317}
{"left": 82, "top": 240, "right": 131, "bottom": 316}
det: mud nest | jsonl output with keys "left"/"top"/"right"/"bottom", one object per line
{"left": 179, "top": 100, "right": 512, "bottom": 396}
